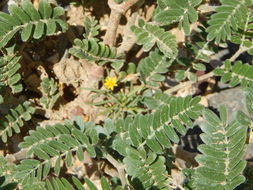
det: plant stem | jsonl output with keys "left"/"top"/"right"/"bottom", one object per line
{"left": 105, "top": 153, "right": 128, "bottom": 189}
{"left": 117, "top": 12, "right": 138, "bottom": 55}
{"left": 165, "top": 46, "right": 251, "bottom": 94}
{"left": 117, "top": 0, "right": 145, "bottom": 54}
{"left": 104, "top": 0, "right": 141, "bottom": 46}
{"left": 104, "top": 10, "right": 122, "bottom": 46}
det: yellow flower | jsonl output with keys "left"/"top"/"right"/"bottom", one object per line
{"left": 104, "top": 77, "right": 118, "bottom": 90}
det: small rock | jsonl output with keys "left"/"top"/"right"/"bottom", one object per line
{"left": 207, "top": 87, "right": 247, "bottom": 121}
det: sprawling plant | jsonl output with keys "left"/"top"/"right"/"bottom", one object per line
{"left": 0, "top": 0, "right": 253, "bottom": 189}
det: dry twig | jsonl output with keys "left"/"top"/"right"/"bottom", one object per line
{"left": 104, "top": 0, "right": 141, "bottom": 46}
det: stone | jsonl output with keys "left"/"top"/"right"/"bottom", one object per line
{"left": 207, "top": 87, "right": 247, "bottom": 121}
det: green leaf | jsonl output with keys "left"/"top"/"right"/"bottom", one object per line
{"left": 206, "top": 0, "right": 252, "bottom": 43}
{"left": 38, "top": 0, "right": 53, "bottom": 19}
{"left": 69, "top": 38, "right": 124, "bottom": 66}
{"left": 214, "top": 60, "right": 253, "bottom": 88}
{"left": 45, "top": 177, "right": 93, "bottom": 190}
{"left": 16, "top": 122, "right": 98, "bottom": 182}
{"left": 33, "top": 21, "right": 45, "bottom": 39}
{"left": 193, "top": 105, "right": 247, "bottom": 189}
{"left": 138, "top": 50, "right": 172, "bottom": 86}
{"left": 101, "top": 177, "right": 110, "bottom": 190}
{"left": 84, "top": 16, "right": 100, "bottom": 39}
{"left": 65, "top": 151, "right": 72, "bottom": 168}
{"left": 131, "top": 20, "right": 178, "bottom": 58}
{"left": 123, "top": 148, "right": 170, "bottom": 189}
{"left": 155, "top": 0, "right": 202, "bottom": 35}
{"left": 21, "top": 23, "right": 33, "bottom": 41}
{"left": 39, "top": 78, "right": 60, "bottom": 109}
{"left": 112, "top": 94, "right": 203, "bottom": 155}
{"left": 22, "top": 0, "right": 41, "bottom": 21}
{"left": 175, "top": 70, "right": 186, "bottom": 81}
{"left": 53, "top": 7, "right": 65, "bottom": 19}
{"left": 0, "top": 95, "right": 3, "bottom": 104}
{"left": 193, "top": 63, "right": 206, "bottom": 71}
{"left": 188, "top": 72, "right": 197, "bottom": 82}
{"left": 0, "top": 102, "right": 35, "bottom": 143}
{"left": 0, "top": 1, "right": 68, "bottom": 48}
{"left": 244, "top": 88, "right": 253, "bottom": 116}
{"left": 85, "top": 178, "right": 98, "bottom": 190}
{"left": 248, "top": 48, "right": 253, "bottom": 55}
{"left": 111, "top": 61, "right": 124, "bottom": 71}
{"left": 46, "top": 19, "right": 57, "bottom": 35}
{"left": 8, "top": 4, "right": 31, "bottom": 24}
{"left": 54, "top": 157, "right": 61, "bottom": 176}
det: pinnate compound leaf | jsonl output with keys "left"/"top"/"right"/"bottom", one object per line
{"left": 39, "top": 78, "right": 60, "bottom": 109}
{"left": 131, "top": 20, "right": 178, "bottom": 58}
{"left": 193, "top": 105, "right": 248, "bottom": 189}
{"left": 0, "top": 0, "right": 67, "bottom": 48}
{"left": 206, "top": 0, "right": 252, "bottom": 44}
{"left": 138, "top": 50, "right": 173, "bottom": 86}
{"left": 0, "top": 55, "right": 22, "bottom": 93}
{"left": 0, "top": 102, "right": 35, "bottom": 143}
{"left": 17, "top": 122, "right": 98, "bottom": 183}
{"left": 69, "top": 38, "right": 124, "bottom": 66}
{"left": 214, "top": 60, "right": 253, "bottom": 88}
{"left": 155, "top": 0, "right": 202, "bottom": 35}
